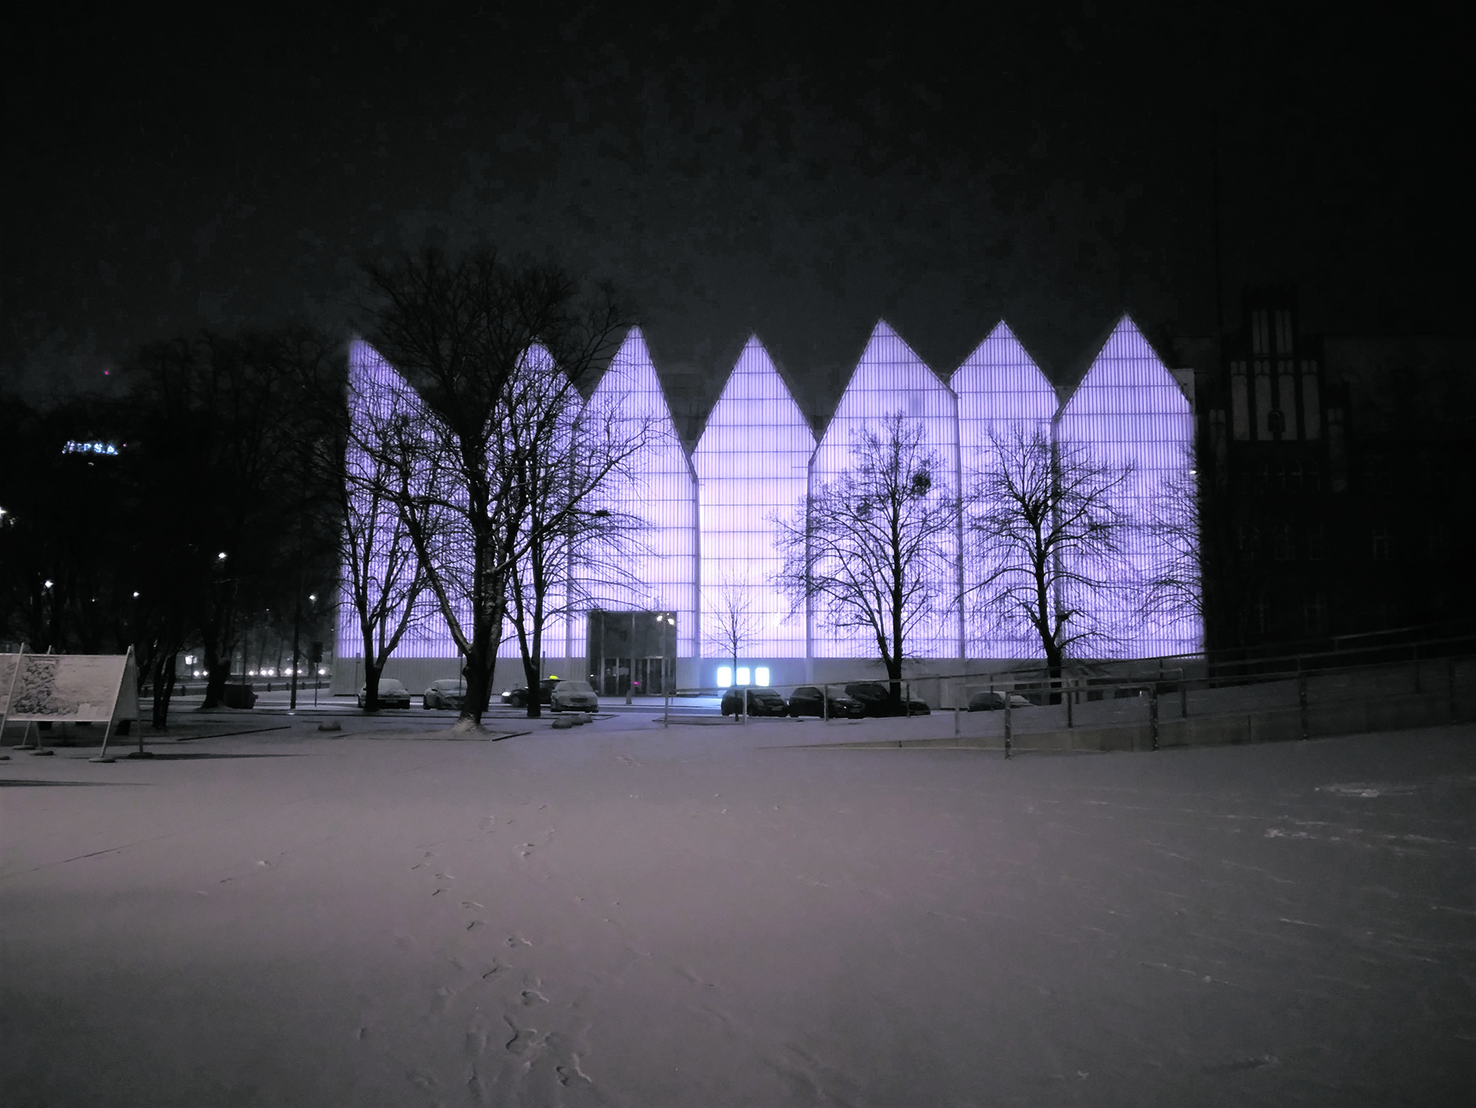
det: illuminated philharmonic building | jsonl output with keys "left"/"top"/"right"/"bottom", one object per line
{"left": 333, "top": 316, "right": 1200, "bottom": 696}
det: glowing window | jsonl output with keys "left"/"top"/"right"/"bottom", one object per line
{"left": 736, "top": 666, "right": 750, "bottom": 686}
{"left": 755, "top": 666, "right": 770, "bottom": 686}
{"left": 716, "top": 666, "right": 733, "bottom": 688}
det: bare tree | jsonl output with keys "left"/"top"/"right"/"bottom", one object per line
{"left": 502, "top": 347, "right": 647, "bottom": 718}
{"left": 774, "top": 413, "right": 957, "bottom": 700}
{"left": 324, "top": 351, "right": 438, "bottom": 711}
{"left": 1137, "top": 443, "right": 1203, "bottom": 630}
{"left": 359, "top": 247, "right": 628, "bottom": 728}
{"left": 702, "top": 573, "right": 762, "bottom": 679}
{"left": 962, "top": 423, "right": 1133, "bottom": 689}
{"left": 125, "top": 330, "right": 314, "bottom": 712}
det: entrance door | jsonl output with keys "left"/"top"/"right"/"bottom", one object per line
{"left": 602, "top": 658, "right": 629, "bottom": 698}
{"left": 635, "top": 656, "right": 667, "bottom": 696}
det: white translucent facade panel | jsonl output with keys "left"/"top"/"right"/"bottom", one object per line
{"left": 337, "top": 340, "right": 456, "bottom": 666}
{"left": 810, "top": 320, "right": 960, "bottom": 659}
{"left": 950, "top": 322, "right": 1059, "bottom": 659}
{"left": 1056, "top": 316, "right": 1202, "bottom": 659}
{"left": 693, "top": 337, "right": 816, "bottom": 667}
{"left": 583, "top": 328, "right": 698, "bottom": 657}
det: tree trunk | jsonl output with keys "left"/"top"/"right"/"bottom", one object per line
{"left": 151, "top": 652, "right": 176, "bottom": 729}
{"left": 460, "top": 613, "right": 500, "bottom": 727}
{"left": 202, "top": 641, "right": 227, "bottom": 708}
{"left": 362, "top": 660, "right": 382, "bottom": 712}
{"left": 522, "top": 654, "right": 542, "bottom": 719}
{"left": 1043, "top": 641, "right": 1063, "bottom": 705}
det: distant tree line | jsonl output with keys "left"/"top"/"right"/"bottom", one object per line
{"left": 0, "top": 329, "right": 344, "bottom": 727}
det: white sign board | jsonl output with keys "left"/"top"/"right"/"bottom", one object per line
{"left": 0, "top": 653, "right": 136, "bottom": 723}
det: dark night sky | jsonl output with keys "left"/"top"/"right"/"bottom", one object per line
{"left": 3, "top": 2, "right": 1468, "bottom": 417}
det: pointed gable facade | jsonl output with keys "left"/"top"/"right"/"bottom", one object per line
{"left": 951, "top": 322, "right": 1059, "bottom": 658}
{"left": 1057, "top": 316, "right": 1201, "bottom": 658}
{"left": 692, "top": 337, "right": 816, "bottom": 665}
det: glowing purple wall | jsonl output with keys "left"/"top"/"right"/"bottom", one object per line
{"left": 337, "top": 339, "right": 455, "bottom": 671}
{"left": 584, "top": 328, "right": 698, "bottom": 658}
{"left": 692, "top": 337, "right": 816, "bottom": 671}
{"left": 950, "top": 322, "right": 1059, "bottom": 658}
{"left": 810, "top": 320, "right": 960, "bottom": 659}
{"left": 339, "top": 316, "right": 1205, "bottom": 690}
{"left": 1056, "top": 316, "right": 1202, "bottom": 658}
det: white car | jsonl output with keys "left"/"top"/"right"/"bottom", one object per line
{"left": 357, "top": 678, "right": 411, "bottom": 709}
{"left": 422, "top": 679, "right": 466, "bottom": 710}
{"left": 549, "top": 679, "right": 598, "bottom": 712}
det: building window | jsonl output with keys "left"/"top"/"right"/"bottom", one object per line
{"left": 1307, "top": 523, "right": 1327, "bottom": 561}
{"left": 1274, "top": 524, "right": 1296, "bottom": 561}
{"left": 736, "top": 666, "right": 751, "bottom": 686}
{"left": 1427, "top": 525, "right": 1448, "bottom": 560}
{"left": 1267, "top": 410, "right": 1285, "bottom": 434}
{"left": 1239, "top": 525, "right": 1260, "bottom": 560}
{"left": 755, "top": 666, "right": 770, "bottom": 686}
{"left": 1371, "top": 527, "right": 1390, "bottom": 561}
{"left": 1303, "top": 592, "right": 1326, "bottom": 634}
{"left": 717, "top": 666, "right": 733, "bottom": 688}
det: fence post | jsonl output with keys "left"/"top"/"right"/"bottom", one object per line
{"left": 1149, "top": 685, "right": 1159, "bottom": 752}
{"left": 664, "top": 691, "right": 670, "bottom": 728}
{"left": 954, "top": 705, "right": 960, "bottom": 736}
{"left": 1180, "top": 677, "right": 1188, "bottom": 719}
{"left": 1004, "top": 696, "right": 1012, "bottom": 760}
{"left": 822, "top": 683, "right": 829, "bottom": 722}
{"left": 1297, "top": 659, "right": 1309, "bottom": 740}
{"left": 905, "top": 680, "right": 911, "bottom": 717}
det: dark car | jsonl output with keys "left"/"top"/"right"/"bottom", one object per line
{"left": 967, "top": 690, "right": 1034, "bottom": 712}
{"left": 787, "top": 686, "right": 866, "bottom": 719}
{"left": 844, "top": 681, "right": 931, "bottom": 716}
{"left": 720, "top": 687, "right": 788, "bottom": 717}
{"left": 501, "top": 677, "right": 560, "bottom": 708}
{"left": 422, "top": 679, "right": 466, "bottom": 710}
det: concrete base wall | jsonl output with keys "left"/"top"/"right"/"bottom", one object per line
{"left": 862, "top": 683, "right": 1473, "bottom": 754}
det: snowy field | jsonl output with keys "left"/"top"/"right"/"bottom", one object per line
{"left": 2, "top": 714, "right": 1473, "bottom": 1107}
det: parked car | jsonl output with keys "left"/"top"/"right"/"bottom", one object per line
{"left": 501, "top": 677, "right": 560, "bottom": 707}
{"left": 967, "top": 690, "right": 1034, "bottom": 712}
{"left": 358, "top": 678, "right": 411, "bottom": 709}
{"left": 845, "top": 681, "right": 931, "bottom": 716}
{"left": 550, "top": 679, "right": 598, "bottom": 713}
{"left": 422, "top": 679, "right": 466, "bottom": 710}
{"left": 787, "top": 686, "right": 866, "bottom": 719}
{"left": 720, "top": 687, "right": 788, "bottom": 717}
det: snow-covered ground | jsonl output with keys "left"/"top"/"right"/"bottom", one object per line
{"left": 3, "top": 713, "right": 1473, "bottom": 1107}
